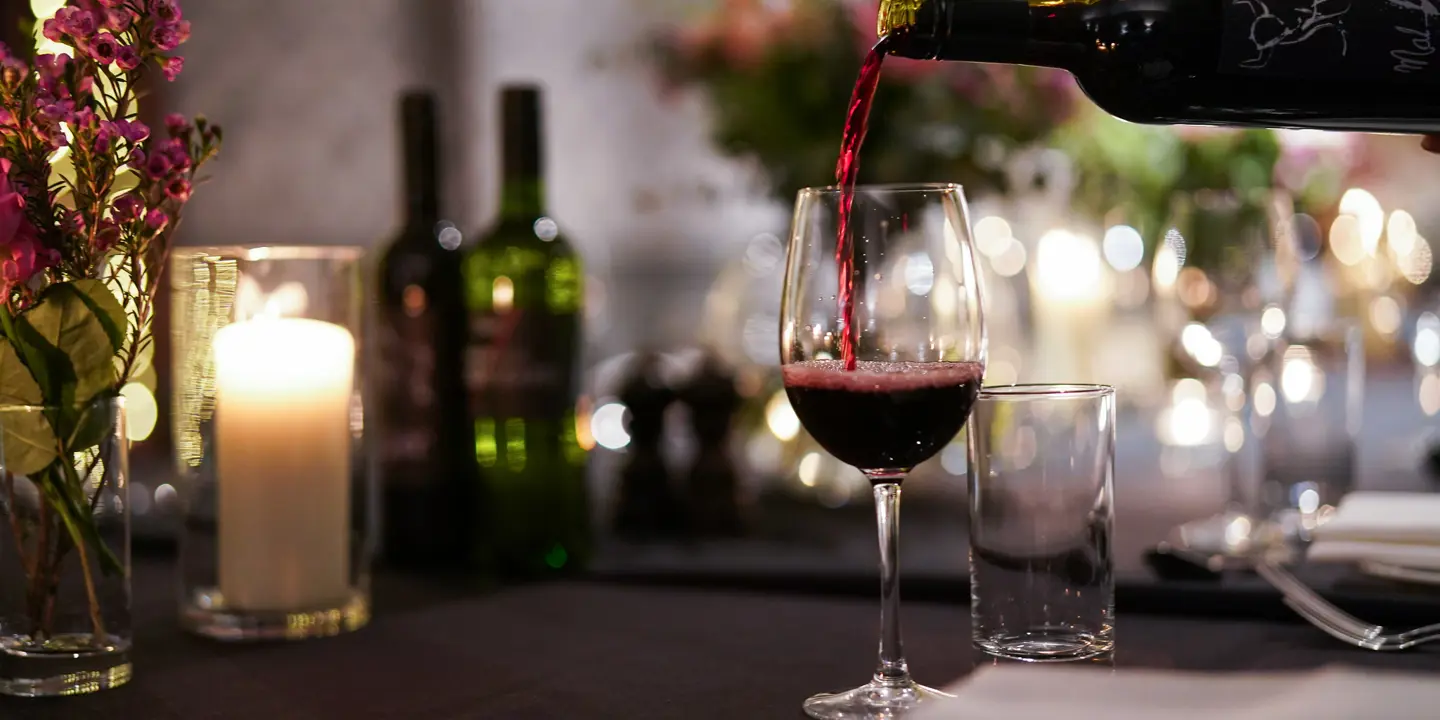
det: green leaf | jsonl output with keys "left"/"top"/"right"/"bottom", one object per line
{"left": 66, "top": 400, "right": 114, "bottom": 453}
{"left": 0, "top": 340, "right": 42, "bottom": 406}
{"left": 19, "top": 282, "right": 120, "bottom": 408}
{"left": 68, "top": 280, "right": 126, "bottom": 354}
{"left": 0, "top": 343, "right": 56, "bottom": 477}
{"left": 36, "top": 463, "right": 122, "bottom": 578}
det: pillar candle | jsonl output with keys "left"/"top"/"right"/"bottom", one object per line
{"left": 213, "top": 317, "right": 354, "bottom": 612}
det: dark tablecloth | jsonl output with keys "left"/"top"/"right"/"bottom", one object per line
{"left": 3, "top": 560, "right": 1439, "bottom": 720}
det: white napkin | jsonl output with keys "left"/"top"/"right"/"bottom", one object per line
{"left": 913, "top": 665, "right": 1440, "bottom": 720}
{"left": 1307, "top": 492, "right": 1440, "bottom": 570}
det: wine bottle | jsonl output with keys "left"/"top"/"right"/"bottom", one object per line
{"left": 462, "top": 85, "right": 590, "bottom": 577}
{"left": 375, "top": 92, "right": 474, "bottom": 570}
{"left": 877, "top": 0, "right": 1440, "bottom": 133}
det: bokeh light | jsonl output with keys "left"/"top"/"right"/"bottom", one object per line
{"left": 1102, "top": 225, "right": 1145, "bottom": 272}
{"left": 1339, "top": 188, "right": 1384, "bottom": 257}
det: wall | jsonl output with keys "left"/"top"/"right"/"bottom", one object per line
{"left": 168, "top": 0, "right": 783, "bottom": 352}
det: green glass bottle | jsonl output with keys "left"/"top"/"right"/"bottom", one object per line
{"left": 462, "top": 85, "right": 589, "bottom": 577}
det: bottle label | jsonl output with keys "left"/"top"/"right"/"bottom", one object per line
{"left": 1221, "top": 1, "right": 1440, "bottom": 80}
{"left": 376, "top": 285, "right": 440, "bottom": 487}
{"left": 465, "top": 309, "right": 578, "bottom": 421}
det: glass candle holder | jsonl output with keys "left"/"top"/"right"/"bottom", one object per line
{"left": 171, "top": 246, "right": 371, "bottom": 641}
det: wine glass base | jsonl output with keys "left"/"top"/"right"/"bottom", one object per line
{"left": 803, "top": 679, "right": 953, "bottom": 719}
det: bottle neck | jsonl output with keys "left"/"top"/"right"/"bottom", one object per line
{"left": 499, "top": 177, "right": 545, "bottom": 221}
{"left": 404, "top": 162, "right": 440, "bottom": 228}
{"left": 498, "top": 87, "right": 547, "bottom": 222}
{"left": 402, "top": 95, "right": 441, "bottom": 229}
{"left": 880, "top": 0, "right": 1085, "bottom": 68}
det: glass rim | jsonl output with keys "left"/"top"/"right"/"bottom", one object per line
{"left": 172, "top": 245, "right": 366, "bottom": 262}
{"left": 797, "top": 182, "right": 964, "bottom": 197}
{"left": 0, "top": 397, "right": 125, "bottom": 413}
{"left": 979, "top": 384, "right": 1114, "bottom": 400}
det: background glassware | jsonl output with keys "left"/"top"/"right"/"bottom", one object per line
{"left": 172, "top": 246, "right": 372, "bottom": 641}
{"left": 0, "top": 398, "right": 129, "bottom": 696}
{"left": 780, "top": 184, "right": 986, "bottom": 719}
{"left": 968, "top": 385, "right": 1116, "bottom": 663}
{"left": 1257, "top": 324, "right": 1364, "bottom": 540}
{"left": 1161, "top": 189, "right": 1300, "bottom": 556}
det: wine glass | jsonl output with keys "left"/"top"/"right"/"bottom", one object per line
{"left": 781, "top": 184, "right": 986, "bottom": 719}
{"left": 1163, "top": 189, "right": 1299, "bottom": 559}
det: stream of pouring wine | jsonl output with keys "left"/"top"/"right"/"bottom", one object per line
{"left": 834, "top": 44, "right": 886, "bottom": 372}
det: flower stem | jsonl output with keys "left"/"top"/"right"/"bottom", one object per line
{"left": 29, "top": 494, "right": 50, "bottom": 639}
{"left": 5, "top": 472, "right": 33, "bottom": 581}
{"left": 73, "top": 528, "right": 106, "bottom": 646}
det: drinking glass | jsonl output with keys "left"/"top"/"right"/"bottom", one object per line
{"left": 968, "top": 385, "right": 1116, "bottom": 662}
{"left": 781, "top": 184, "right": 986, "bottom": 718}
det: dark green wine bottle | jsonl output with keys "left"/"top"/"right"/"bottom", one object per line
{"left": 878, "top": 0, "right": 1440, "bottom": 133}
{"left": 375, "top": 91, "right": 473, "bottom": 571}
{"left": 462, "top": 85, "right": 589, "bottom": 578}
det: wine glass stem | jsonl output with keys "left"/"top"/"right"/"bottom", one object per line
{"left": 870, "top": 479, "right": 909, "bottom": 686}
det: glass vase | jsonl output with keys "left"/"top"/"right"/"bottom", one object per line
{"left": 0, "top": 397, "right": 130, "bottom": 697}
{"left": 171, "top": 246, "right": 372, "bottom": 641}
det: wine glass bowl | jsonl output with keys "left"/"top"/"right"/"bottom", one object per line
{"left": 780, "top": 184, "right": 985, "bottom": 719}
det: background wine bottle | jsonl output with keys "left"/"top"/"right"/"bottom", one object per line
{"left": 462, "top": 85, "right": 590, "bottom": 577}
{"left": 375, "top": 91, "right": 473, "bottom": 571}
{"left": 878, "top": 0, "right": 1440, "bottom": 133}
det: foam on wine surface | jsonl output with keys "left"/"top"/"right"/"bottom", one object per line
{"left": 782, "top": 360, "right": 984, "bottom": 392}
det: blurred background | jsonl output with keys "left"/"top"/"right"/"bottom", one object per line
{"left": 130, "top": 0, "right": 1440, "bottom": 583}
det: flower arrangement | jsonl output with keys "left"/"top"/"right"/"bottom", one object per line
{"left": 0, "top": 0, "right": 218, "bottom": 647}
{"left": 655, "top": 0, "right": 1081, "bottom": 201}
{"left": 1056, "top": 106, "right": 1355, "bottom": 272}
{"left": 1053, "top": 107, "right": 1283, "bottom": 270}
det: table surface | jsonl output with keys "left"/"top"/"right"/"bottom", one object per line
{"left": 4, "top": 563, "right": 1439, "bottom": 720}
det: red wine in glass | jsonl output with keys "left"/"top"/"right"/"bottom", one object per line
{"left": 783, "top": 360, "right": 983, "bottom": 474}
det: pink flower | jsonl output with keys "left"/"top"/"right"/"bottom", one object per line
{"left": 70, "top": 107, "right": 96, "bottom": 130}
{"left": 164, "top": 176, "right": 190, "bottom": 202}
{"left": 0, "top": 160, "right": 47, "bottom": 296}
{"left": 38, "top": 99, "right": 76, "bottom": 123}
{"left": 160, "top": 56, "right": 183, "bottom": 81}
{"left": 0, "top": 160, "right": 33, "bottom": 243}
{"left": 143, "top": 207, "right": 168, "bottom": 233}
{"left": 144, "top": 150, "right": 172, "bottom": 179}
{"left": 111, "top": 192, "right": 141, "bottom": 220}
{"left": 103, "top": 9, "right": 132, "bottom": 32}
{"left": 42, "top": 17, "right": 67, "bottom": 43}
{"left": 35, "top": 53, "right": 70, "bottom": 89}
{"left": 115, "top": 45, "right": 141, "bottom": 70}
{"left": 171, "top": 20, "right": 191, "bottom": 45}
{"left": 93, "top": 221, "right": 120, "bottom": 252}
{"left": 89, "top": 32, "right": 120, "bottom": 63}
{"left": 160, "top": 137, "right": 190, "bottom": 170}
{"left": 92, "top": 122, "right": 117, "bottom": 153}
{"left": 98, "top": 0, "right": 126, "bottom": 7}
{"left": 164, "top": 112, "right": 190, "bottom": 138}
{"left": 56, "top": 7, "right": 97, "bottom": 37}
{"left": 118, "top": 119, "right": 148, "bottom": 142}
{"left": 151, "top": 24, "right": 180, "bottom": 51}
{"left": 152, "top": 0, "right": 181, "bottom": 23}
{"left": 126, "top": 147, "right": 145, "bottom": 170}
